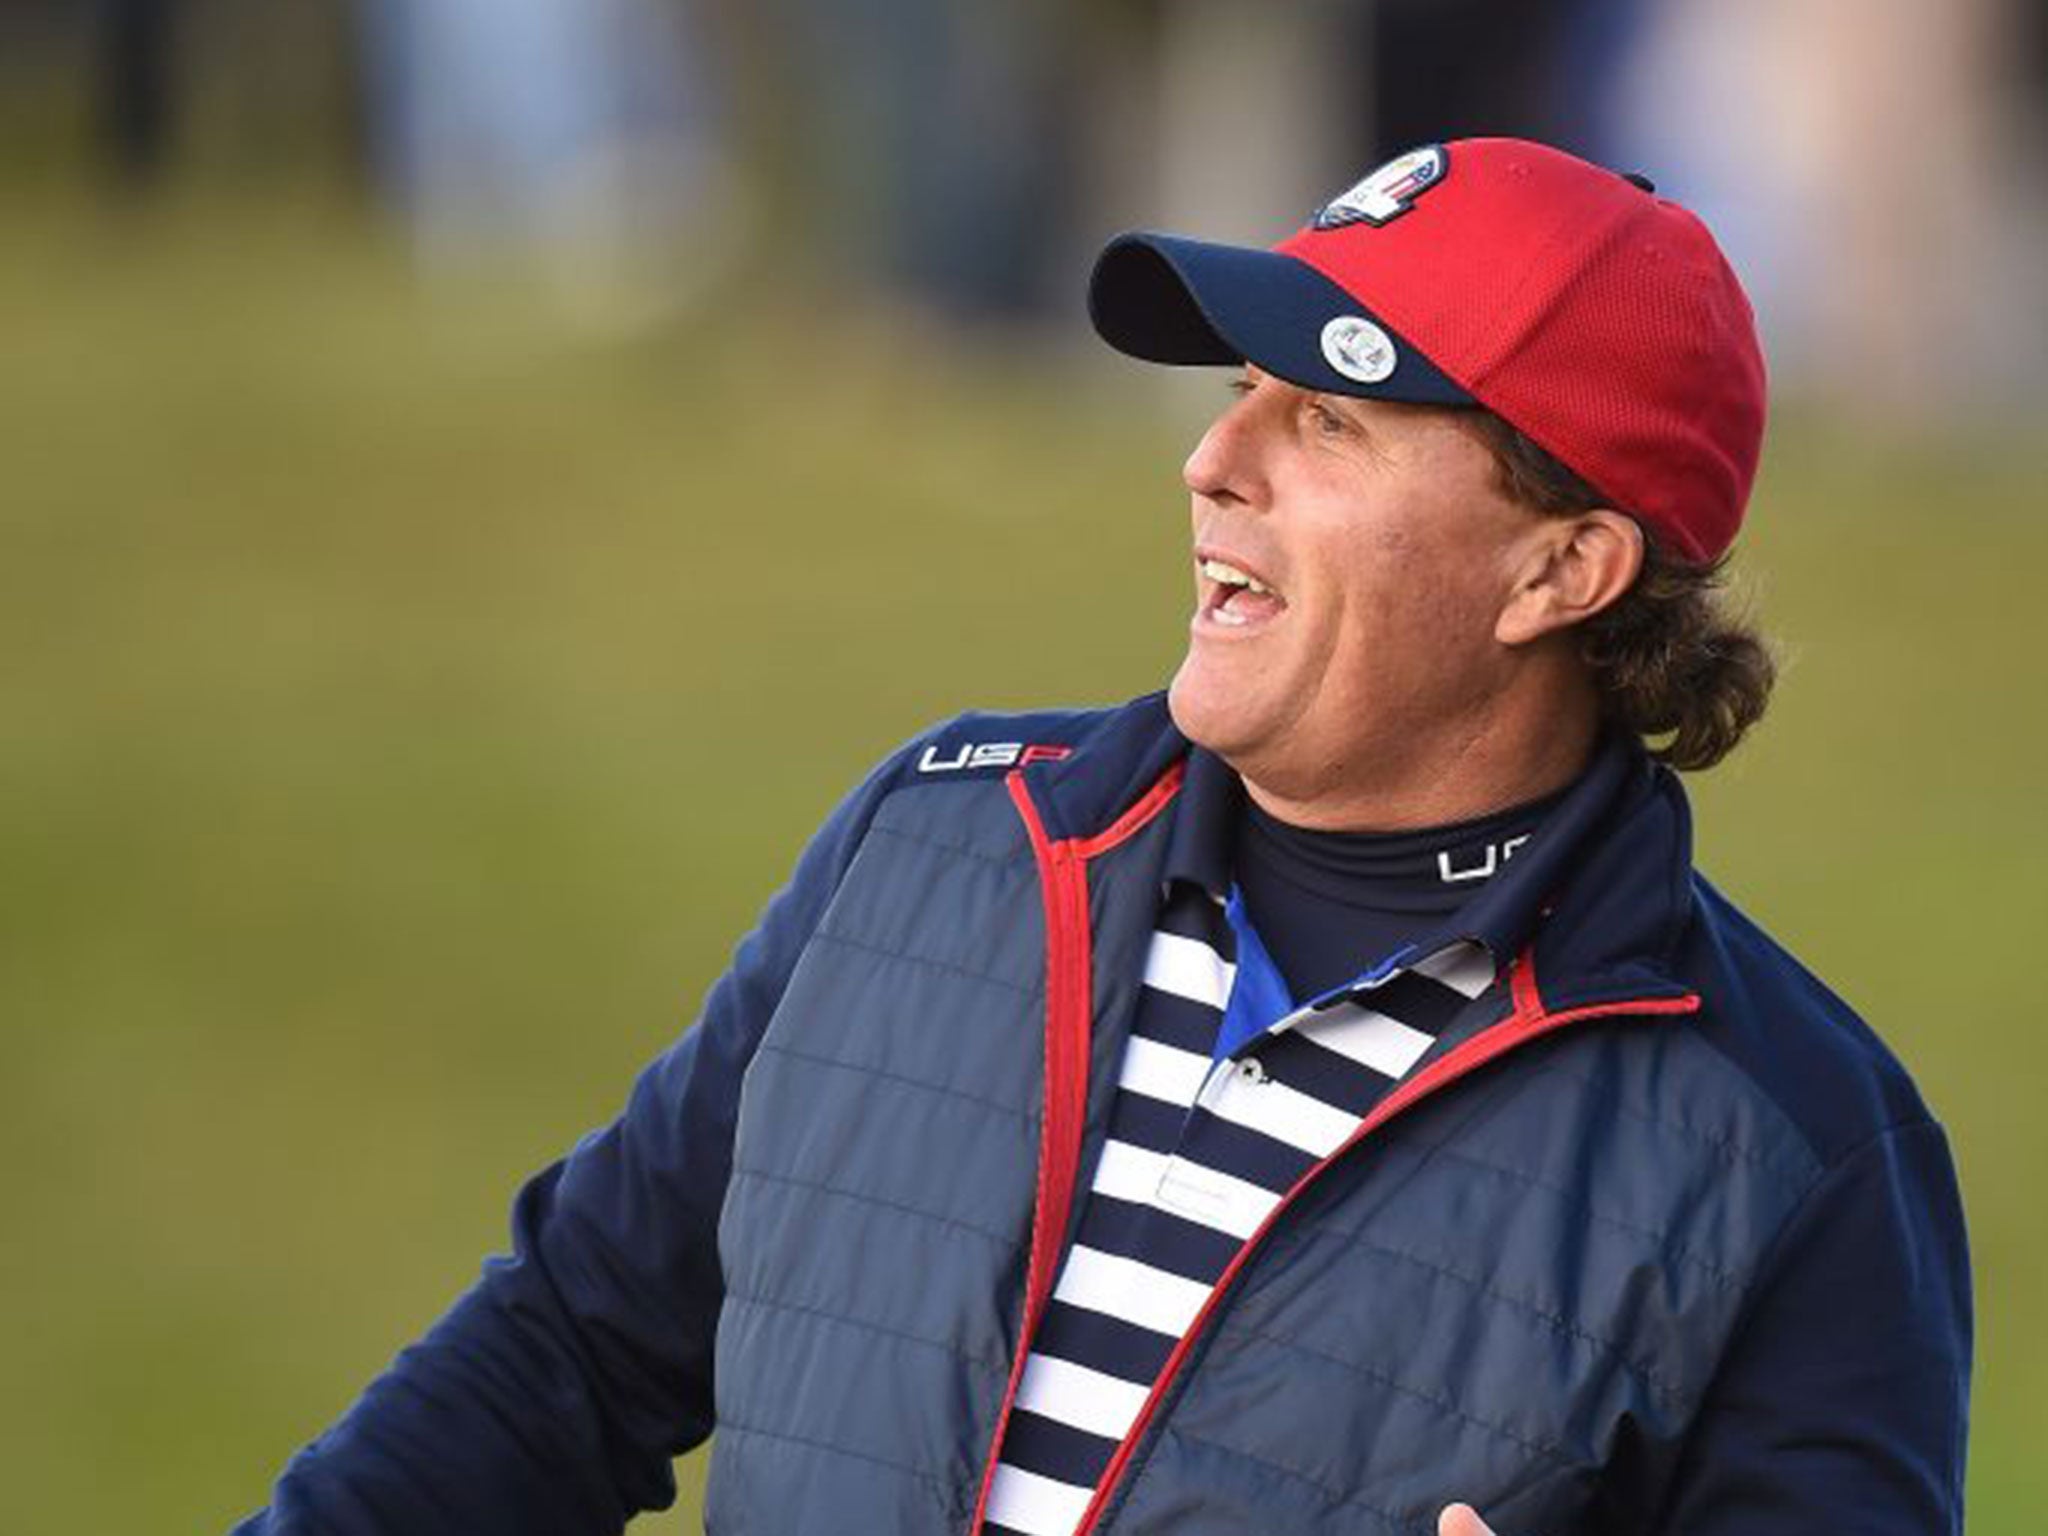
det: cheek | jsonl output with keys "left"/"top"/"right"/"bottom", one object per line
{"left": 1321, "top": 540, "right": 1505, "bottom": 683}
{"left": 1318, "top": 526, "right": 1442, "bottom": 635}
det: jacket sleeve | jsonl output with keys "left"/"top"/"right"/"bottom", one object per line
{"left": 1649, "top": 1117, "right": 1973, "bottom": 1536}
{"left": 231, "top": 738, "right": 924, "bottom": 1536}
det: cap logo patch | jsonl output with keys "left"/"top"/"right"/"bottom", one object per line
{"left": 1320, "top": 316, "right": 1398, "bottom": 384}
{"left": 1313, "top": 144, "right": 1447, "bottom": 229}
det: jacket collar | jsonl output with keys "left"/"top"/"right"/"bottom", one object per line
{"left": 1016, "top": 694, "right": 1697, "bottom": 1005}
{"left": 1011, "top": 691, "right": 1188, "bottom": 844}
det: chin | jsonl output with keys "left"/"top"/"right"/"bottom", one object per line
{"left": 1167, "top": 661, "right": 1261, "bottom": 759}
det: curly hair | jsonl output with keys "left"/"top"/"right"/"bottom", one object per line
{"left": 1465, "top": 411, "right": 1777, "bottom": 772}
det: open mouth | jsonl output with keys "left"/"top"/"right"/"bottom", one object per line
{"left": 1198, "top": 554, "right": 1287, "bottom": 629}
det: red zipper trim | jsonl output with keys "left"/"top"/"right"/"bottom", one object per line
{"left": 1073, "top": 761, "right": 1186, "bottom": 859}
{"left": 967, "top": 762, "right": 1185, "bottom": 1533}
{"left": 1064, "top": 947, "right": 1701, "bottom": 1535}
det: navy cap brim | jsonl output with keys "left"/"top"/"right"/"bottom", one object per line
{"left": 1087, "top": 232, "right": 1473, "bottom": 405}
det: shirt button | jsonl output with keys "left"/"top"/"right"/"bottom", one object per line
{"left": 1237, "top": 1057, "right": 1268, "bottom": 1085}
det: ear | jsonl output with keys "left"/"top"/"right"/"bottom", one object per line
{"left": 1495, "top": 510, "right": 1644, "bottom": 647}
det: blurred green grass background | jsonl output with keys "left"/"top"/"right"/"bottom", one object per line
{"left": 4, "top": 186, "right": 2043, "bottom": 1533}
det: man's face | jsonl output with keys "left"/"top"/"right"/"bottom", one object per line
{"left": 1169, "top": 367, "right": 1552, "bottom": 819}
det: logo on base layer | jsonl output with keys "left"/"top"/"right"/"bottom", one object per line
{"left": 1320, "top": 316, "right": 1399, "bottom": 384}
{"left": 1313, "top": 145, "right": 1447, "bottom": 229}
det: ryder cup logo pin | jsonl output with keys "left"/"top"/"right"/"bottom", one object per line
{"left": 1321, "top": 316, "right": 1398, "bottom": 384}
{"left": 1313, "top": 144, "right": 1447, "bottom": 229}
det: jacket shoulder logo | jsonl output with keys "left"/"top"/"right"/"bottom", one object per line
{"left": 917, "top": 740, "right": 1074, "bottom": 774}
{"left": 1313, "top": 144, "right": 1447, "bottom": 230}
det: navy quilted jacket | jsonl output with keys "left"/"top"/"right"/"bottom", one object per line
{"left": 235, "top": 695, "right": 1971, "bottom": 1535}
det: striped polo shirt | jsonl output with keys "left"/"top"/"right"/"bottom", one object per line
{"left": 980, "top": 754, "right": 1527, "bottom": 1536}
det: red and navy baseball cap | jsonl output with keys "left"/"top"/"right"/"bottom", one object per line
{"left": 1089, "top": 138, "right": 1767, "bottom": 563}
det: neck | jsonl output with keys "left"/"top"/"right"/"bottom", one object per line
{"left": 1235, "top": 676, "right": 1604, "bottom": 833}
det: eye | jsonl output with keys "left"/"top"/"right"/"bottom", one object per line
{"left": 1226, "top": 374, "right": 1256, "bottom": 399}
{"left": 1307, "top": 397, "right": 1350, "bottom": 436}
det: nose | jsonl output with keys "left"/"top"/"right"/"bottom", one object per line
{"left": 1182, "top": 382, "right": 1270, "bottom": 508}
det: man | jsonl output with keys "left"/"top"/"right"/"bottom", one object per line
{"left": 236, "top": 139, "right": 1970, "bottom": 1535}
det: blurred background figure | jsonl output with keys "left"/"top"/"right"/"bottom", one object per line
{"left": 1115, "top": 0, "right": 1642, "bottom": 296}
{"left": 354, "top": 0, "right": 738, "bottom": 328}
{"left": 95, "top": 0, "right": 182, "bottom": 187}
{"left": 764, "top": 0, "right": 1077, "bottom": 322}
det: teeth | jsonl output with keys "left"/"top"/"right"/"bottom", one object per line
{"left": 1200, "top": 557, "right": 1273, "bottom": 595}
